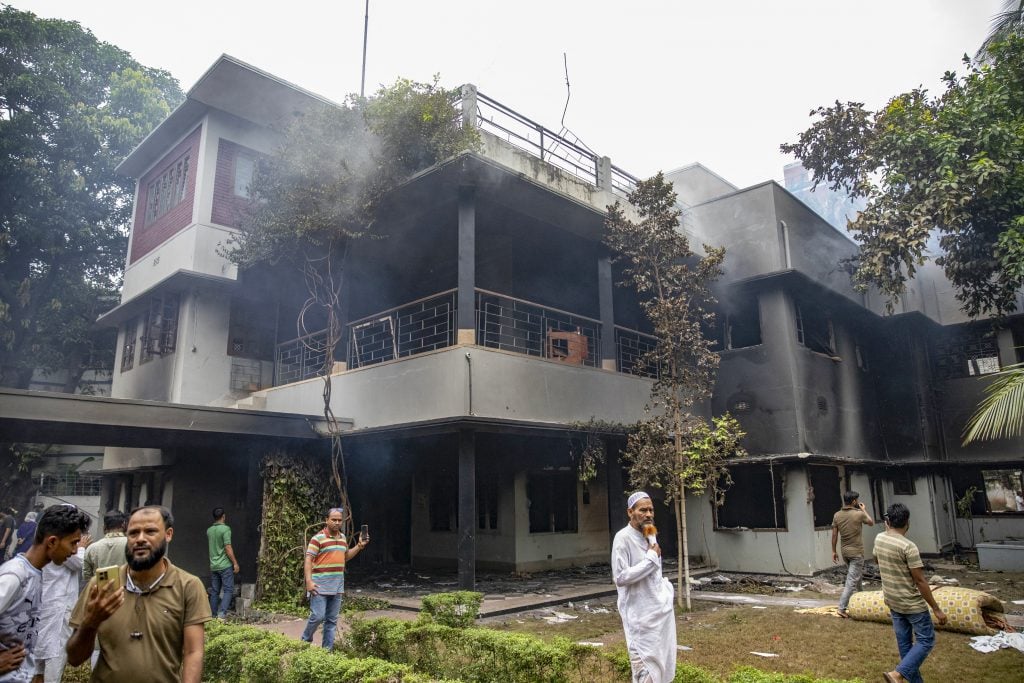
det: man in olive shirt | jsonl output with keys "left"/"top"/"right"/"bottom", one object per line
{"left": 874, "top": 503, "right": 947, "bottom": 683}
{"left": 83, "top": 510, "right": 127, "bottom": 582}
{"left": 65, "top": 505, "right": 211, "bottom": 683}
{"left": 206, "top": 507, "right": 239, "bottom": 619}
{"left": 831, "top": 490, "right": 874, "bottom": 617}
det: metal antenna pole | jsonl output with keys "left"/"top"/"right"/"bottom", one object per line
{"left": 360, "top": 0, "right": 369, "bottom": 98}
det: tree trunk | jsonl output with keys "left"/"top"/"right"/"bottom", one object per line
{"left": 678, "top": 488, "right": 691, "bottom": 610}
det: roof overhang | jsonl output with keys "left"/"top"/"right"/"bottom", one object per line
{"left": 96, "top": 270, "right": 239, "bottom": 328}
{"left": 0, "top": 388, "right": 343, "bottom": 449}
{"left": 117, "top": 55, "right": 339, "bottom": 178}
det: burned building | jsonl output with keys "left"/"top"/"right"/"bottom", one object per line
{"left": 95, "top": 55, "right": 1023, "bottom": 584}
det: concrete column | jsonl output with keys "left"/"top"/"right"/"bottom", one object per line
{"left": 457, "top": 430, "right": 476, "bottom": 589}
{"left": 596, "top": 156, "right": 612, "bottom": 191}
{"left": 461, "top": 84, "right": 479, "bottom": 130}
{"left": 597, "top": 257, "right": 616, "bottom": 371}
{"left": 457, "top": 187, "right": 476, "bottom": 345}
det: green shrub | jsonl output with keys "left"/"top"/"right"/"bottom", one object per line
{"left": 344, "top": 617, "right": 603, "bottom": 683}
{"left": 418, "top": 591, "right": 483, "bottom": 628}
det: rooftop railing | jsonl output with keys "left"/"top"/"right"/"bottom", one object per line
{"left": 466, "top": 88, "right": 640, "bottom": 200}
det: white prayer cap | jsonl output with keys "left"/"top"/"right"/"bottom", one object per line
{"left": 627, "top": 491, "right": 651, "bottom": 510}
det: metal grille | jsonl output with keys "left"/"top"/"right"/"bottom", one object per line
{"left": 615, "top": 327, "right": 659, "bottom": 378}
{"left": 37, "top": 472, "right": 102, "bottom": 497}
{"left": 933, "top": 330, "right": 1001, "bottom": 380}
{"left": 347, "top": 290, "right": 457, "bottom": 369}
{"left": 476, "top": 289, "right": 600, "bottom": 367}
{"left": 274, "top": 329, "right": 329, "bottom": 386}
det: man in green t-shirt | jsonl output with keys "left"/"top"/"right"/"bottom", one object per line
{"left": 831, "top": 490, "right": 874, "bottom": 617}
{"left": 873, "top": 503, "right": 947, "bottom": 683}
{"left": 206, "top": 507, "right": 239, "bottom": 618}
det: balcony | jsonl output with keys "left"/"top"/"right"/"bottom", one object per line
{"left": 273, "top": 289, "right": 658, "bottom": 387}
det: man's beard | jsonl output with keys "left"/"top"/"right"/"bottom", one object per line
{"left": 126, "top": 538, "right": 168, "bottom": 571}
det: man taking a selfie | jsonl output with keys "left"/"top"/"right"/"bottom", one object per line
{"left": 65, "top": 505, "right": 211, "bottom": 683}
{"left": 300, "top": 507, "right": 368, "bottom": 650}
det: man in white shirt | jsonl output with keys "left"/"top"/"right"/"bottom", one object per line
{"left": 611, "top": 491, "right": 676, "bottom": 683}
{"left": 0, "top": 505, "right": 90, "bottom": 683}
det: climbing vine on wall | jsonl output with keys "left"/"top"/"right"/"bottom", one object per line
{"left": 256, "top": 449, "right": 336, "bottom": 604}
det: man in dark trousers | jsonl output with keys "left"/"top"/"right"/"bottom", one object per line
{"left": 831, "top": 490, "right": 874, "bottom": 617}
{"left": 206, "top": 507, "right": 239, "bottom": 619}
{"left": 874, "top": 503, "right": 947, "bottom": 683}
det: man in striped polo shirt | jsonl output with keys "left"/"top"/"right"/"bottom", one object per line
{"left": 300, "top": 508, "right": 368, "bottom": 649}
{"left": 873, "top": 503, "right": 947, "bottom": 683}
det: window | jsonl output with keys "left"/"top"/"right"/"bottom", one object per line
{"left": 933, "top": 327, "right": 1001, "bottom": 379}
{"left": 716, "top": 464, "right": 787, "bottom": 529}
{"left": 144, "top": 153, "right": 190, "bottom": 225}
{"left": 983, "top": 469, "right": 1024, "bottom": 513}
{"left": 726, "top": 299, "right": 762, "bottom": 349}
{"left": 809, "top": 466, "right": 842, "bottom": 528}
{"left": 228, "top": 298, "right": 275, "bottom": 360}
{"left": 795, "top": 303, "right": 835, "bottom": 355}
{"left": 891, "top": 470, "right": 916, "bottom": 495}
{"left": 952, "top": 468, "right": 1024, "bottom": 515}
{"left": 527, "top": 470, "right": 578, "bottom": 533}
{"left": 234, "top": 153, "right": 254, "bottom": 197}
{"left": 140, "top": 293, "right": 179, "bottom": 362}
{"left": 120, "top": 318, "right": 138, "bottom": 372}
{"left": 429, "top": 475, "right": 456, "bottom": 532}
{"left": 477, "top": 478, "right": 498, "bottom": 531}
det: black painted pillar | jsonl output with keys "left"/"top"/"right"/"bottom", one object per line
{"left": 606, "top": 446, "right": 626, "bottom": 544}
{"left": 457, "top": 430, "right": 476, "bottom": 589}
{"left": 598, "top": 256, "right": 616, "bottom": 370}
{"left": 457, "top": 187, "right": 476, "bottom": 345}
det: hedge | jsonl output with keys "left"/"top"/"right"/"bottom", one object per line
{"left": 203, "top": 621, "right": 447, "bottom": 683}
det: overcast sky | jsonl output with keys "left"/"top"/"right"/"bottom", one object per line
{"left": 14, "top": 0, "right": 1004, "bottom": 188}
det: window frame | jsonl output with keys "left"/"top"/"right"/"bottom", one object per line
{"left": 527, "top": 469, "right": 579, "bottom": 534}
{"left": 120, "top": 318, "right": 138, "bottom": 373}
{"left": 144, "top": 152, "right": 190, "bottom": 226}
{"left": 139, "top": 293, "right": 180, "bottom": 363}
{"left": 725, "top": 298, "right": 763, "bottom": 350}
{"left": 715, "top": 463, "right": 788, "bottom": 531}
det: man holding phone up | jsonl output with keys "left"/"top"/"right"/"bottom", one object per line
{"left": 65, "top": 506, "right": 211, "bottom": 683}
{"left": 831, "top": 490, "right": 874, "bottom": 618}
{"left": 300, "top": 508, "right": 368, "bottom": 649}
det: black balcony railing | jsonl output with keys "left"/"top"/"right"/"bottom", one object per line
{"left": 475, "top": 289, "right": 602, "bottom": 367}
{"left": 272, "top": 289, "right": 658, "bottom": 385}
{"left": 615, "top": 326, "right": 659, "bottom": 378}
{"left": 346, "top": 290, "right": 457, "bottom": 369}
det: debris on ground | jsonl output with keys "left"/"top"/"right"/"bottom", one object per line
{"left": 541, "top": 610, "right": 579, "bottom": 624}
{"left": 929, "top": 575, "right": 960, "bottom": 586}
{"left": 749, "top": 651, "right": 779, "bottom": 658}
{"left": 969, "top": 631, "right": 1024, "bottom": 654}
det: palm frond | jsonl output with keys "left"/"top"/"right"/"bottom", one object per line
{"left": 962, "top": 363, "right": 1024, "bottom": 445}
{"left": 978, "top": 0, "right": 1024, "bottom": 57}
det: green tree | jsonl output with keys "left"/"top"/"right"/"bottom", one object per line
{"left": 604, "top": 173, "right": 745, "bottom": 608}
{"left": 0, "top": 6, "right": 182, "bottom": 389}
{"left": 962, "top": 363, "right": 1024, "bottom": 445}
{"left": 780, "top": 36, "right": 1024, "bottom": 318}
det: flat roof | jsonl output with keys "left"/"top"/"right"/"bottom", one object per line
{"left": 0, "top": 388, "right": 343, "bottom": 448}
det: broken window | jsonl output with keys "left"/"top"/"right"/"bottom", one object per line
{"left": 726, "top": 298, "right": 761, "bottom": 349}
{"left": 477, "top": 478, "right": 498, "bottom": 531}
{"left": 795, "top": 302, "right": 835, "bottom": 355}
{"left": 144, "top": 152, "right": 190, "bottom": 225}
{"left": 933, "top": 327, "right": 1001, "bottom": 379}
{"left": 429, "top": 475, "right": 456, "bottom": 532}
{"left": 716, "top": 464, "right": 786, "bottom": 530}
{"left": 808, "top": 466, "right": 842, "bottom": 528}
{"left": 891, "top": 470, "right": 916, "bottom": 495}
{"left": 140, "top": 293, "right": 179, "bottom": 362}
{"left": 120, "top": 318, "right": 138, "bottom": 372}
{"left": 228, "top": 298, "right": 276, "bottom": 360}
{"left": 527, "top": 470, "right": 578, "bottom": 533}
{"left": 982, "top": 469, "right": 1024, "bottom": 513}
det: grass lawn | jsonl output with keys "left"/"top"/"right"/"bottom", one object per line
{"left": 489, "top": 599, "right": 1022, "bottom": 682}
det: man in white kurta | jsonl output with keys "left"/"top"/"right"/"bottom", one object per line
{"left": 33, "top": 533, "right": 88, "bottom": 682}
{"left": 612, "top": 491, "right": 676, "bottom": 683}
